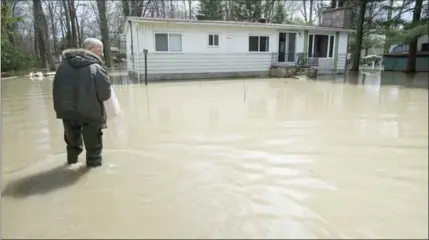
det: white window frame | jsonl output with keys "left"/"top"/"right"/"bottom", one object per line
{"left": 278, "top": 31, "right": 298, "bottom": 63}
{"left": 308, "top": 34, "right": 335, "bottom": 59}
{"left": 154, "top": 32, "right": 183, "bottom": 52}
{"left": 248, "top": 35, "right": 270, "bottom": 52}
{"left": 208, "top": 33, "right": 220, "bottom": 48}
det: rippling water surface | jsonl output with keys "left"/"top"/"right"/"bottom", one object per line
{"left": 2, "top": 72, "right": 428, "bottom": 238}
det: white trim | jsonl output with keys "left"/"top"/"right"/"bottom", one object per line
{"left": 128, "top": 17, "right": 355, "bottom": 33}
{"left": 328, "top": 35, "right": 335, "bottom": 58}
{"left": 308, "top": 33, "right": 335, "bottom": 59}
{"left": 153, "top": 32, "right": 183, "bottom": 52}
{"left": 208, "top": 33, "right": 220, "bottom": 48}
{"left": 248, "top": 35, "right": 270, "bottom": 52}
{"left": 278, "top": 32, "right": 298, "bottom": 63}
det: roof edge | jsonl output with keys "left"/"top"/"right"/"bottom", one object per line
{"left": 126, "top": 17, "right": 355, "bottom": 33}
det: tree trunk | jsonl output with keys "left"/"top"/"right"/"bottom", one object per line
{"left": 96, "top": 0, "right": 112, "bottom": 67}
{"left": 264, "top": 0, "right": 276, "bottom": 22}
{"left": 61, "top": 0, "right": 73, "bottom": 47}
{"left": 161, "top": 0, "right": 166, "bottom": 18}
{"left": 169, "top": 0, "right": 175, "bottom": 18}
{"left": 383, "top": 0, "right": 394, "bottom": 54}
{"left": 80, "top": 18, "right": 85, "bottom": 45}
{"left": 131, "top": 0, "right": 143, "bottom": 16}
{"left": 57, "top": 6, "right": 66, "bottom": 49}
{"left": 34, "top": 25, "right": 39, "bottom": 57}
{"left": 59, "top": 19, "right": 65, "bottom": 46}
{"left": 68, "top": 0, "right": 78, "bottom": 47}
{"left": 46, "top": 1, "right": 59, "bottom": 57}
{"left": 33, "top": 0, "right": 55, "bottom": 70}
{"left": 122, "top": 0, "right": 130, "bottom": 16}
{"left": 330, "top": 0, "right": 336, "bottom": 9}
{"left": 404, "top": 0, "right": 423, "bottom": 73}
{"left": 302, "top": 0, "right": 308, "bottom": 22}
{"left": 75, "top": 14, "right": 81, "bottom": 47}
{"left": 309, "top": 0, "right": 314, "bottom": 24}
{"left": 350, "top": 0, "right": 367, "bottom": 71}
{"left": 183, "top": 0, "right": 187, "bottom": 19}
{"left": 224, "top": 0, "right": 229, "bottom": 20}
{"left": 188, "top": 0, "right": 192, "bottom": 19}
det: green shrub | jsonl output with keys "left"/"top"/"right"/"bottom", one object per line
{"left": 1, "top": 40, "right": 39, "bottom": 72}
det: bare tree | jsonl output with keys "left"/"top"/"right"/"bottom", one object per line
{"left": 350, "top": 0, "right": 368, "bottom": 71}
{"left": 32, "top": 0, "right": 55, "bottom": 70}
{"left": 122, "top": 0, "right": 130, "bottom": 16}
{"left": 183, "top": 0, "right": 188, "bottom": 18}
{"left": 405, "top": 0, "right": 424, "bottom": 73}
{"left": 61, "top": 0, "right": 73, "bottom": 47}
{"left": 68, "top": 0, "right": 78, "bottom": 47}
{"left": 96, "top": 0, "right": 112, "bottom": 67}
{"left": 301, "top": 0, "right": 308, "bottom": 22}
{"left": 188, "top": 0, "right": 192, "bottom": 19}
{"left": 169, "top": 0, "right": 175, "bottom": 18}
{"left": 309, "top": 0, "right": 314, "bottom": 24}
{"left": 45, "top": 1, "right": 59, "bottom": 56}
{"left": 301, "top": 0, "right": 316, "bottom": 24}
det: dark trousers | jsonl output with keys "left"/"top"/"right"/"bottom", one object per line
{"left": 63, "top": 120, "right": 103, "bottom": 165}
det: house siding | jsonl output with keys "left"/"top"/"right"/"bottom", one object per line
{"left": 417, "top": 34, "right": 428, "bottom": 51}
{"left": 337, "top": 32, "right": 348, "bottom": 72}
{"left": 135, "top": 22, "right": 278, "bottom": 54}
{"left": 126, "top": 22, "right": 133, "bottom": 72}
{"left": 128, "top": 22, "right": 276, "bottom": 80}
{"left": 125, "top": 21, "right": 350, "bottom": 80}
{"left": 130, "top": 52, "right": 272, "bottom": 81}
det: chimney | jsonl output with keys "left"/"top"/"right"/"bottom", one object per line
{"left": 196, "top": 14, "right": 206, "bottom": 20}
{"left": 258, "top": 18, "right": 267, "bottom": 23}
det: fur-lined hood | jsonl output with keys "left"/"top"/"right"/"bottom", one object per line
{"left": 62, "top": 48, "right": 102, "bottom": 69}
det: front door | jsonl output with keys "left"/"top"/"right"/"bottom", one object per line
{"left": 278, "top": 32, "right": 297, "bottom": 63}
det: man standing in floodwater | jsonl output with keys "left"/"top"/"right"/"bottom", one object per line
{"left": 53, "top": 38, "right": 111, "bottom": 168}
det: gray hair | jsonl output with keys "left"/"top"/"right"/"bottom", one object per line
{"left": 83, "top": 38, "right": 103, "bottom": 49}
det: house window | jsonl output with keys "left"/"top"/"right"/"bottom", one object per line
{"left": 249, "top": 36, "right": 269, "bottom": 52}
{"left": 308, "top": 34, "right": 335, "bottom": 58}
{"left": 155, "top": 33, "right": 182, "bottom": 52}
{"left": 421, "top": 43, "right": 429, "bottom": 51}
{"left": 209, "top": 34, "right": 219, "bottom": 47}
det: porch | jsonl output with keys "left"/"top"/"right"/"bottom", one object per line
{"left": 272, "top": 31, "right": 347, "bottom": 75}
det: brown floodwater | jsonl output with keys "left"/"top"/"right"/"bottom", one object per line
{"left": 2, "top": 71, "right": 428, "bottom": 239}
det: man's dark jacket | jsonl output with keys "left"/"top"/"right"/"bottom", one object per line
{"left": 53, "top": 49, "right": 111, "bottom": 126}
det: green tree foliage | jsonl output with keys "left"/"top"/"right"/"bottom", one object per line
{"left": 1, "top": 3, "right": 38, "bottom": 72}
{"left": 229, "top": 0, "right": 262, "bottom": 22}
{"left": 390, "top": 21, "right": 429, "bottom": 44}
{"left": 271, "top": 1, "right": 287, "bottom": 24}
{"left": 198, "top": 0, "right": 224, "bottom": 20}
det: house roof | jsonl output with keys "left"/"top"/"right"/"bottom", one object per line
{"left": 124, "top": 17, "right": 355, "bottom": 35}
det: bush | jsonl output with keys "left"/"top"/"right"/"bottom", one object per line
{"left": 1, "top": 38, "right": 38, "bottom": 72}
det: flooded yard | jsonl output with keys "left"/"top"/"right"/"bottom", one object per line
{"left": 1, "top": 72, "right": 428, "bottom": 238}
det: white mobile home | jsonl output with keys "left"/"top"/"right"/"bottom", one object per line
{"left": 124, "top": 15, "right": 354, "bottom": 81}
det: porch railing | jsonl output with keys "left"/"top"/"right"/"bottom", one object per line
{"left": 271, "top": 52, "right": 320, "bottom": 67}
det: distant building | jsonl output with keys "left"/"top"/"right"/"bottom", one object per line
{"left": 383, "top": 34, "right": 429, "bottom": 72}
{"left": 389, "top": 34, "right": 428, "bottom": 54}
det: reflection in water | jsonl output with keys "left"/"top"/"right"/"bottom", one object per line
{"left": 1, "top": 73, "right": 428, "bottom": 239}
{"left": 336, "top": 71, "right": 429, "bottom": 89}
